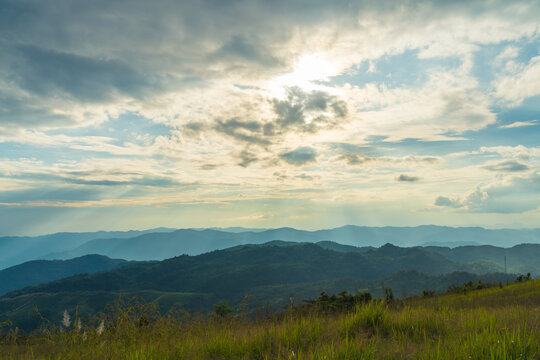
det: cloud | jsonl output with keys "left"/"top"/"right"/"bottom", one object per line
{"left": 236, "top": 149, "right": 259, "bottom": 167}
{"left": 345, "top": 84, "right": 497, "bottom": 141}
{"left": 492, "top": 46, "right": 520, "bottom": 67}
{"left": 435, "top": 196, "right": 463, "bottom": 208}
{"left": 396, "top": 174, "right": 419, "bottom": 182}
{"left": 214, "top": 118, "right": 271, "bottom": 146}
{"left": 495, "top": 55, "right": 540, "bottom": 105}
{"left": 483, "top": 159, "right": 529, "bottom": 172}
{"left": 0, "top": 157, "right": 193, "bottom": 190}
{"left": 9, "top": 45, "right": 156, "bottom": 102}
{"left": 1, "top": 0, "right": 540, "bottom": 231}
{"left": 280, "top": 146, "right": 318, "bottom": 166}
{"left": 337, "top": 151, "right": 441, "bottom": 167}
{"left": 470, "top": 145, "right": 540, "bottom": 159}
{"left": 200, "top": 164, "right": 217, "bottom": 170}
{"left": 0, "top": 0, "right": 537, "bottom": 136}
{"left": 272, "top": 87, "right": 348, "bottom": 134}
{"left": 498, "top": 120, "right": 538, "bottom": 129}
{"left": 209, "top": 35, "right": 281, "bottom": 68}
{"left": 435, "top": 173, "right": 540, "bottom": 213}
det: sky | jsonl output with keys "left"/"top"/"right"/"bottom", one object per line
{"left": 0, "top": 0, "right": 540, "bottom": 235}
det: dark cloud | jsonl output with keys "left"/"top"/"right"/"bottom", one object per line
{"left": 214, "top": 118, "right": 271, "bottom": 146}
{"left": 484, "top": 160, "right": 529, "bottom": 172}
{"left": 273, "top": 87, "right": 347, "bottom": 134}
{"left": 280, "top": 146, "right": 318, "bottom": 166}
{"left": 181, "top": 88, "right": 347, "bottom": 148}
{"left": 434, "top": 196, "right": 462, "bottom": 208}
{"left": 237, "top": 149, "right": 258, "bottom": 167}
{"left": 338, "top": 153, "right": 372, "bottom": 165}
{"left": 396, "top": 174, "right": 419, "bottom": 182}
{"left": 7, "top": 45, "right": 157, "bottom": 102}
{"left": 183, "top": 122, "right": 207, "bottom": 136}
{"left": 200, "top": 164, "right": 217, "bottom": 170}
{"left": 338, "top": 151, "right": 440, "bottom": 167}
{"left": 296, "top": 173, "right": 317, "bottom": 181}
{"left": 0, "top": 95, "right": 72, "bottom": 132}
{"left": 209, "top": 35, "right": 281, "bottom": 68}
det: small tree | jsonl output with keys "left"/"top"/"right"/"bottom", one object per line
{"left": 213, "top": 301, "right": 233, "bottom": 318}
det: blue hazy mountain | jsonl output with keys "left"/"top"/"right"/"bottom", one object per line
{"left": 0, "top": 228, "right": 174, "bottom": 269}
{"left": 2, "top": 226, "right": 540, "bottom": 269}
{"left": 39, "top": 226, "right": 540, "bottom": 263}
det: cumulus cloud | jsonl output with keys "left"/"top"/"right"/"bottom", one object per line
{"left": 435, "top": 196, "right": 463, "bottom": 208}
{"left": 272, "top": 87, "right": 348, "bottom": 134}
{"left": 435, "top": 173, "right": 540, "bottom": 213}
{"left": 280, "top": 147, "right": 318, "bottom": 166}
{"left": 495, "top": 55, "right": 540, "bottom": 105}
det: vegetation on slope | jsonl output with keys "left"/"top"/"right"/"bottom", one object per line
{"left": 0, "top": 243, "right": 514, "bottom": 331}
{"left": 0, "top": 255, "right": 133, "bottom": 296}
{"left": 0, "top": 279, "right": 538, "bottom": 359}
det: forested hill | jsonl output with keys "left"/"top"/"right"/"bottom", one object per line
{"left": 0, "top": 242, "right": 516, "bottom": 331}
{"left": 0, "top": 255, "right": 134, "bottom": 296}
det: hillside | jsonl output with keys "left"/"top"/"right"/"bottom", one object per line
{"left": 0, "top": 242, "right": 512, "bottom": 331}
{"left": 425, "top": 243, "right": 540, "bottom": 275}
{"left": 1, "top": 279, "right": 538, "bottom": 359}
{"left": 0, "top": 255, "right": 133, "bottom": 296}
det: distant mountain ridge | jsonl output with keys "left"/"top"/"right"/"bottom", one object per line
{"left": 38, "top": 226, "right": 540, "bottom": 263}
{"left": 0, "top": 228, "right": 175, "bottom": 269}
{"left": 2, "top": 225, "right": 540, "bottom": 270}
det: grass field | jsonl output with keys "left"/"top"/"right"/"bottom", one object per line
{"left": 0, "top": 280, "right": 539, "bottom": 359}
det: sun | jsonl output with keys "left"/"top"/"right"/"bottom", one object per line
{"left": 267, "top": 54, "right": 339, "bottom": 99}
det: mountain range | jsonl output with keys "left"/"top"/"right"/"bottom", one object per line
{"left": 2, "top": 225, "right": 539, "bottom": 270}
{"left": 0, "top": 228, "right": 174, "bottom": 269}
{"left": 0, "top": 241, "right": 523, "bottom": 331}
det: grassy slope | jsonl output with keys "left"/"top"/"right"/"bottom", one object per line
{"left": 0, "top": 280, "right": 538, "bottom": 359}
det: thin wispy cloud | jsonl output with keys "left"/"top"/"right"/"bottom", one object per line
{"left": 499, "top": 121, "right": 538, "bottom": 129}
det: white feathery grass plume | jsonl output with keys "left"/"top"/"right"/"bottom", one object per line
{"left": 62, "top": 310, "right": 71, "bottom": 328}
{"left": 76, "top": 319, "right": 82, "bottom": 332}
{"left": 96, "top": 320, "right": 105, "bottom": 336}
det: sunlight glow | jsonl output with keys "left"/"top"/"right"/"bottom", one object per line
{"left": 267, "top": 54, "right": 339, "bottom": 99}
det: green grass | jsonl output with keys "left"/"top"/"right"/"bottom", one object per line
{"left": 1, "top": 280, "right": 539, "bottom": 359}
